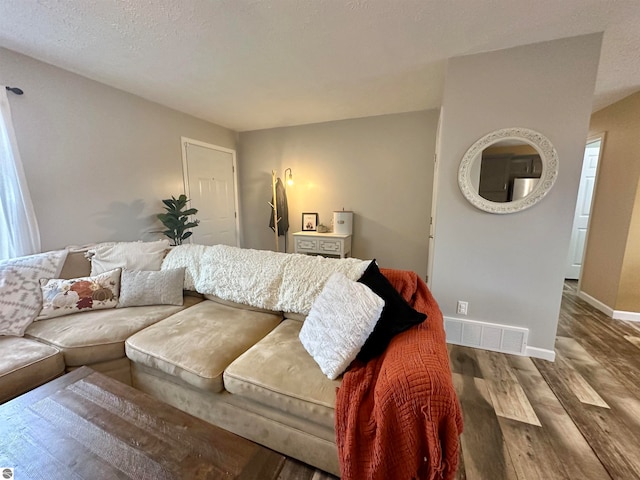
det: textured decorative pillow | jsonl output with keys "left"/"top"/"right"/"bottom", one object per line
{"left": 37, "top": 269, "right": 121, "bottom": 320}
{"left": 117, "top": 268, "right": 185, "bottom": 308}
{"left": 0, "top": 250, "right": 68, "bottom": 336}
{"left": 299, "top": 272, "right": 384, "bottom": 380}
{"left": 356, "top": 260, "right": 427, "bottom": 362}
{"left": 88, "top": 240, "right": 170, "bottom": 276}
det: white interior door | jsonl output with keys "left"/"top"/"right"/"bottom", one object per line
{"left": 182, "top": 138, "right": 239, "bottom": 246}
{"left": 566, "top": 136, "right": 602, "bottom": 279}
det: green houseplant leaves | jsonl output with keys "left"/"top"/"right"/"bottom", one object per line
{"left": 157, "top": 194, "right": 200, "bottom": 245}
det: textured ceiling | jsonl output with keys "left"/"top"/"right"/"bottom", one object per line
{"left": 0, "top": 0, "right": 639, "bottom": 132}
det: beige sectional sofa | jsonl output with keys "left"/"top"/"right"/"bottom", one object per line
{"left": 0, "top": 247, "right": 362, "bottom": 475}
{"left": 1, "top": 241, "right": 466, "bottom": 479}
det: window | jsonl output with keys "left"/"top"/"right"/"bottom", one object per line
{"left": 0, "top": 87, "right": 40, "bottom": 260}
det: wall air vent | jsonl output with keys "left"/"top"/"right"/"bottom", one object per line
{"left": 444, "top": 317, "right": 528, "bottom": 355}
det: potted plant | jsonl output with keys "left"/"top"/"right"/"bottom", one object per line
{"left": 157, "top": 194, "right": 200, "bottom": 245}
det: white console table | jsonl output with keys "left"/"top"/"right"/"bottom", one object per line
{"left": 293, "top": 232, "right": 352, "bottom": 258}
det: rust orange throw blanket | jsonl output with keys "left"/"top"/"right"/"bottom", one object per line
{"left": 335, "top": 268, "right": 463, "bottom": 479}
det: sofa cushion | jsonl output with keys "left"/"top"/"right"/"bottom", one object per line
{"left": 224, "top": 320, "right": 340, "bottom": 430}
{"left": 25, "top": 296, "right": 202, "bottom": 366}
{"left": 203, "top": 294, "right": 280, "bottom": 314}
{"left": 89, "top": 240, "right": 170, "bottom": 276}
{"left": 59, "top": 248, "right": 92, "bottom": 279}
{"left": 283, "top": 312, "right": 306, "bottom": 322}
{"left": 0, "top": 336, "right": 65, "bottom": 403}
{"left": 125, "top": 300, "right": 282, "bottom": 393}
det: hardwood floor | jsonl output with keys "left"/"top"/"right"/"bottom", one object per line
{"left": 283, "top": 280, "right": 640, "bottom": 479}
{"left": 451, "top": 280, "right": 640, "bottom": 480}
{"left": 277, "top": 459, "right": 337, "bottom": 480}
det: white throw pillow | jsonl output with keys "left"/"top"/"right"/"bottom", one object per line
{"left": 117, "top": 268, "right": 185, "bottom": 308}
{"left": 89, "top": 240, "right": 170, "bottom": 276}
{"left": 299, "top": 272, "right": 384, "bottom": 380}
{"left": 37, "top": 269, "right": 121, "bottom": 320}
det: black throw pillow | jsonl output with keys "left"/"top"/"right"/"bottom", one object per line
{"left": 356, "top": 260, "right": 427, "bottom": 362}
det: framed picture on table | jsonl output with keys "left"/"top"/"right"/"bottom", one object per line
{"left": 302, "top": 213, "right": 318, "bottom": 231}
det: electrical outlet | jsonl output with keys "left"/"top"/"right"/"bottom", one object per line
{"left": 457, "top": 301, "right": 468, "bottom": 316}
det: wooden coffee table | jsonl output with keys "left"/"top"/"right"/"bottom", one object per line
{"left": 0, "top": 367, "right": 286, "bottom": 479}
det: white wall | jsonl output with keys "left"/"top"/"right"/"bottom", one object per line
{"left": 0, "top": 47, "right": 236, "bottom": 251}
{"left": 431, "top": 34, "right": 602, "bottom": 355}
{"left": 238, "top": 110, "right": 439, "bottom": 279}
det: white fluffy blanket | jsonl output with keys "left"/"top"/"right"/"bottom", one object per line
{"left": 162, "top": 244, "right": 370, "bottom": 315}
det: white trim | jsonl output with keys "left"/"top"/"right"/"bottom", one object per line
{"left": 577, "top": 290, "right": 640, "bottom": 322}
{"left": 577, "top": 290, "right": 614, "bottom": 317}
{"left": 575, "top": 132, "right": 606, "bottom": 287}
{"left": 525, "top": 346, "right": 556, "bottom": 362}
{"left": 565, "top": 132, "right": 606, "bottom": 280}
{"left": 427, "top": 107, "right": 443, "bottom": 288}
{"left": 181, "top": 137, "right": 241, "bottom": 247}
{"left": 612, "top": 310, "right": 640, "bottom": 322}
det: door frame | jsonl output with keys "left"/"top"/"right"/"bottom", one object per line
{"left": 427, "top": 107, "right": 443, "bottom": 288}
{"left": 575, "top": 131, "right": 606, "bottom": 289}
{"left": 180, "top": 137, "right": 241, "bottom": 247}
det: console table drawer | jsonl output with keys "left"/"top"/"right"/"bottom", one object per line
{"left": 296, "top": 238, "right": 318, "bottom": 251}
{"left": 293, "top": 232, "right": 352, "bottom": 259}
{"left": 319, "top": 240, "right": 341, "bottom": 253}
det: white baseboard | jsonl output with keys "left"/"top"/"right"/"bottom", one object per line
{"left": 612, "top": 310, "right": 640, "bottom": 322}
{"left": 525, "top": 346, "right": 556, "bottom": 362}
{"left": 613, "top": 310, "right": 640, "bottom": 322}
{"left": 577, "top": 290, "right": 640, "bottom": 322}
{"left": 577, "top": 290, "right": 614, "bottom": 316}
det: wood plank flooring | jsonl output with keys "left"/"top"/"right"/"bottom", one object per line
{"left": 283, "top": 280, "right": 640, "bottom": 479}
{"left": 452, "top": 280, "right": 640, "bottom": 480}
{"left": 0, "top": 368, "right": 288, "bottom": 480}
{"left": 277, "top": 460, "right": 337, "bottom": 480}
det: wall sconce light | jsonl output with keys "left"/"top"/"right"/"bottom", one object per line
{"left": 284, "top": 168, "right": 294, "bottom": 186}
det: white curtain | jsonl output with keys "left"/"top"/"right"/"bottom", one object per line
{"left": 0, "top": 87, "right": 40, "bottom": 260}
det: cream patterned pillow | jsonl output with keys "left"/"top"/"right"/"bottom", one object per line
{"left": 117, "top": 268, "right": 185, "bottom": 308}
{"left": 0, "top": 250, "right": 68, "bottom": 336}
{"left": 88, "top": 240, "right": 170, "bottom": 276}
{"left": 299, "top": 272, "right": 385, "bottom": 380}
{"left": 37, "top": 269, "right": 121, "bottom": 320}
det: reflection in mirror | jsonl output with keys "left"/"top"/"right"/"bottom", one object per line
{"left": 458, "top": 128, "right": 559, "bottom": 214}
{"left": 474, "top": 140, "right": 542, "bottom": 202}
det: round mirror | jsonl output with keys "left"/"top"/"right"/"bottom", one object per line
{"left": 458, "top": 127, "right": 559, "bottom": 214}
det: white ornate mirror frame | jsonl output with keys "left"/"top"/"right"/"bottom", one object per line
{"left": 458, "top": 127, "right": 559, "bottom": 214}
